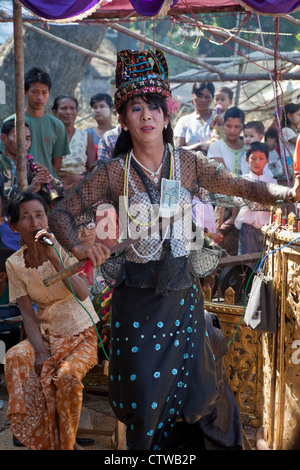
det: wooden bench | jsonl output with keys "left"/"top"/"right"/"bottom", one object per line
{"left": 79, "top": 360, "right": 126, "bottom": 449}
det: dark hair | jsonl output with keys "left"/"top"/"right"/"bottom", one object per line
{"left": 245, "top": 120, "right": 265, "bottom": 135}
{"left": 6, "top": 191, "right": 48, "bottom": 224}
{"left": 112, "top": 93, "right": 173, "bottom": 158}
{"left": 246, "top": 141, "right": 269, "bottom": 160}
{"left": 216, "top": 86, "right": 234, "bottom": 101}
{"left": 0, "top": 247, "right": 15, "bottom": 273}
{"left": 24, "top": 67, "right": 52, "bottom": 92}
{"left": 281, "top": 103, "right": 300, "bottom": 128}
{"left": 52, "top": 95, "right": 78, "bottom": 112}
{"left": 192, "top": 82, "right": 215, "bottom": 98}
{"left": 1, "top": 118, "right": 29, "bottom": 136}
{"left": 224, "top": 106, "right": 245, "bottom": 124}
{"left": 265, "top": 127, "right": 279, "bottom": 142}
{"left": 90, "top": 93, "right": 113, "bottom": 109}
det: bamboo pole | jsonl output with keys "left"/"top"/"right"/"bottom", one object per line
{"left": 283, "top": 14, "right": 300, "bottom": 27}
{"left": 100, "top": 21, "right": 222, "bottom": 75}
{"left": 25, "top": 20, "right": 220, "bottom": 76}
{"left": 98, "top": 19, "right": 300, "bottom": 70}
{"left": 23, "top": 22, "right": 114, "bottom": 66}
{"left": 168, "top": 72, "right": 300, "bottom": 82}
{"left": 23, "top": 21, "right": 300, "bottom": 82}
{"left": 13, "top": 0, "right": 27, "bottom": 191}
{"left": 179, "top": 15, "right": 300, "bottom": 68}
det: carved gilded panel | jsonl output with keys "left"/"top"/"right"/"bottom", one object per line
{"left": 262, "top": 233, "right": 300, "bottom": 450}
{"left": 204, "top": 302, "right": 263, "bottom": 420}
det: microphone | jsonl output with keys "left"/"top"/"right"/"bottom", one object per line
{"left": 33, "top": 229, "right": 54, "bottom": 246}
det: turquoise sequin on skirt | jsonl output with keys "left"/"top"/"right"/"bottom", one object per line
{"left": 109, "top": 278, "right": 217, "bottom": 450}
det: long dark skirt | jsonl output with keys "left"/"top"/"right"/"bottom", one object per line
{"left": 108, "top": 278, "right": 218, "bottom": 450}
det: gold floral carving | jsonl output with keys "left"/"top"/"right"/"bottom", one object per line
{"left": 205, "top": 301, "right": 263, "bottom": 420}
{"left": 260, "top": 233, "right": 300, "bottom": 450}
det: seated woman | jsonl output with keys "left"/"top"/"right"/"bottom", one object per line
{"left": 52, "top": 95, "right": 95, "bottom": 194}
{"left": 4, "top": 191, "right": 110, "bottom": 450}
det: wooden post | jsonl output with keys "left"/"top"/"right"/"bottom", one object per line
{"left": 13, "top": 0, "right": 27, "bottom": 191}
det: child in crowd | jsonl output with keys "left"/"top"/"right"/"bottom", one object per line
{"left": 207, "top": 106, "right": 245, "bottom": 174}
{"left": 240, "top": 121, "right": 265, "bottom": 174}
{"left": 243, "top": 121, "right": 265, "bottom": 147}
{"left": 86, "top": 93, "right": 115, "bottom": 158}
{"left": 234, "top": 142, "right": 277, "bottom": 255}
{"left": 192, "top": 196, "right": 223, "bottom": 244}
{"left": 264, "top": 128, "right": 283, "bottom": 180}
{"left": 174, "top": 82, "right": 215, "bottom": 155}
{"left": 280, "top": 103, "right": 300, "bottom": 182}
{"left": 210, "top": 86, "right": 233, "bottom": 141}
{"left": 207, "top": 107, "right": 245, "bottom": 230}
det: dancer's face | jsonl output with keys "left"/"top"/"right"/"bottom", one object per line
{"left": 120, "top": 97, "right": 169, "bottom": 147}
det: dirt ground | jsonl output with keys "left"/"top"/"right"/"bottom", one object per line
{"left": 0, "top": 371, "right": 258, "bottom": 452}
{"left": 0, "top": 371, "right": 125, "bottom": 451}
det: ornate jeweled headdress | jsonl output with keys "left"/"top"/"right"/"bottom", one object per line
{"left": 114, "top": 49, "right": 172, "bottom": 113}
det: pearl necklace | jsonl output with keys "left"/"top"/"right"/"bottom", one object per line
{"left": 131, "top": 151, "right": 163, "bottom": 184}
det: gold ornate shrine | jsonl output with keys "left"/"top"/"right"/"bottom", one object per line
{"left": 261, "top": 225, "right": 300, "bottom": 450}
{"left": 204, "top": 214, "right": 300, "bottom": 450}
{"left": 204, "top": 293, "right": 263, "bottom": 426}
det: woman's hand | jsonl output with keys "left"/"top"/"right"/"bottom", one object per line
{"left": 34, "top": 229, "right": 57, "bottom": 260}
{"left": 214, "top": 113, "right": 224, "bottom": 126}
{"left": 34, "top": 230, "right": 94, "bottom": 301}
{"left": 35, "top": 350, "right": 51, "bottom": 376}
{"left": 30, "top": 163, "right": 52, "bottom": 192}
{"left": 210, "top": 232, "right": 223, "bottom": 243}
{"left": 17, "top": 295, "right": 52, "bottom": 376}
{"left": 71, "top": 242, "right": 111, "bottom": 268}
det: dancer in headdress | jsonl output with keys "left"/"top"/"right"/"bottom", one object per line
{"left": 48, "top": 49, "right": 300, "bottom": 450}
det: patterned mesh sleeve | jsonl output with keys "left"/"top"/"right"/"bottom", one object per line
{"left": 180, "top": 150, "right": 289, "bottom": 209}
{"left": 48, "top": 147, "right": 290, "bottom": 252}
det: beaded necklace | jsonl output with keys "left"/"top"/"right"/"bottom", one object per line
{"left": 123, "top": 144, "right": 174, "bottom": 227}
